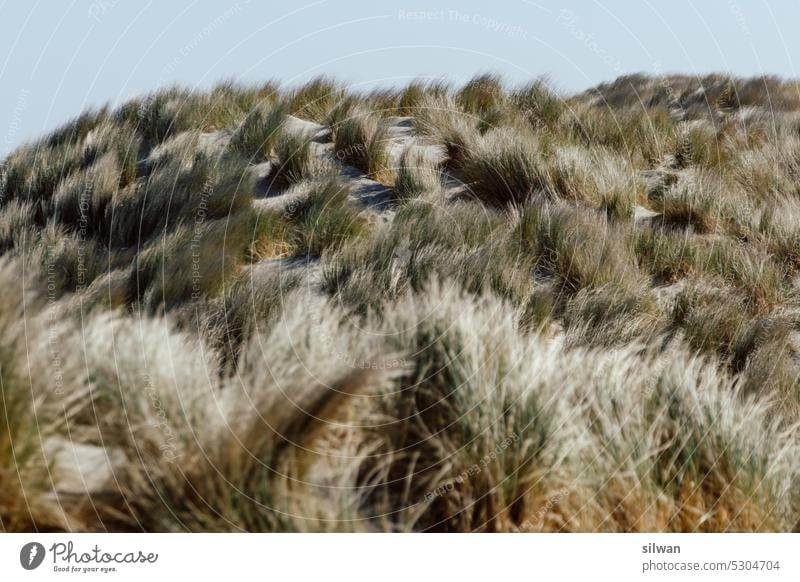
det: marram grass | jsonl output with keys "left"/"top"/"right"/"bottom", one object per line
{"left": 1, "top": 74, "right": 799, "bottom": 532}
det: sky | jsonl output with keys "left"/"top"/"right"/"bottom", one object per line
{"left": 1, "top": 0, "right": 799, "bottom": 156}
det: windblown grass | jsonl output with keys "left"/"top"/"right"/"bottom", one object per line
{"left": 331, "top": 107, "right": 392, "bottom": 183}
{"left": 1, "top": 73, "right": 800, "bottom": 533}
{"left": 228, "top": 102, "right": 286, "bottom": 161}
{"left": 289, "top": 177, "right": 370, "bottom": 258}
{"left": 393, "top": 146, "right": 443, "bottom": 201}
{"left": 461, "top": 128, "right": 549, "bottom": 206}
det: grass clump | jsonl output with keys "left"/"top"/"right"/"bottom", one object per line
{"left": 456, "top": 73, "right": 506, "bottom": 118}
{"left": 635, "top": 227, "right": 699, "bottom": 282}
{"left": 396, "top": 79, "right": 450, "bottom": 115}
{"left": 545, "top": 145, "right": 644, "bottom": 217}
{"left": 756, "top": 196, "right": 800, "bottom": 269}
{"left": 290, "top": 178, "right": 369, "bottom": 258}
{"left": 286, "top": 77, "right": 346, "bottom": 123}
{"left": 112, "top": 150, "right": 252, "bottom": 249}
{"left": 128, "top": 211, "right": 254, "bottom": 311}
{"left": 511, "top": 78, "right": 564, "bottom": 130}
{"left": 414, "top": 94, "right": 479, "bottom": 169}
{"left": 650, "top": 171, "right": 722, "bottom": 233}
{"left": 461, "top": 129, "right": 549, "bottom": 207}
{"left": 268, "top": 129, "right": 318, "bottom": 187}
{"left": 114, "top": 88, "right": 193, "bottom": 147}
{"left": 393, "top": 146, "right": 442, "bottom": 201}
{"left": 332, "top": 108, "right": 392, "bottom": 183}
{"left": 671, "top": 282, "right": 753, "bottom": 357}
{"left": 514, "top": 202, "right": 643, "bottom": 293}
{"left": 228, "top": 103, "right": 287, "bottom": 161}
{"left": 246, "top": 206, "right": 296, "bottom": 261}
{"left": 697, "top": 239, "right": 786, "bottom": 310}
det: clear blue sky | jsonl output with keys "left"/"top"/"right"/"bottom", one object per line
{"left": 2, "top": 0, "right": 798, "bottom": 156}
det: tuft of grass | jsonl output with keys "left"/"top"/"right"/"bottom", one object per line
{"left": 53, "top": 152, "right": 120, "bottom": 238}
{"left": 393, "top": 146, "right": 442, "bottom": 201}
{"left": 268, "top": 128, "right": 333, "bottom": 189}
{"left": 757, "top": 196, "right": 800, "bottom": 269}
{"left": 24, "top": 223, "right": 110, "bottom": 296}
{"left": 128, "top": 211, "right": 255, "bottom": 311}
{"left": 291, "top": 177, "right": 369, "bottom": 258}
{"left": 0, "top": 200, "right": 36, "bottom": 254}
{"left": 456, "top": 73, "right": 505, "bottom": 114}
{"left": 397, "top": 79, "right": 450, "bottom": 115}
{"left": 46, "top": 107, "right": 110, "bottom": 148}
{"left": 228, "top": 103, "right": 287, "bottom": 162}
{"left": 514, "top": 202, "right": 644, "bottom": 293}
{"left": 111, "top": 149, "right": 253, "bottom": 249}
{"left": 635, "top": 227, "right": 699, "bottom": 283}
{"left": 561, "top": 105, "right": 677, "bottom": 167}
{"left": 696, "top": 238, "right": 786, "bottom": 310}
{"left": 205, "top": 268, "right": 303, "bottom": 369}
{"left": 414, "top": 94, "right": 479, "bottom": 169}
{"left": 734, "top": 315, "right": 800, "bottom": 419}
{"left": 321, "top": 201, "right": 517, "bottom": 315}
{"left": 323, "top": 95, "right": 360, "bottom": 134}
{"left": 671, "top": 282, "right": 752, "bottom": 358}
{"left": 1, "top": 141, "right": 87, "bottom": 212}
{"left": 650, "top": 171, "right": 722, "bottom": 234}
{"left": 398, "top": 199, "right": 508, "bottom": 249}
{"left": 176, "top": 80, "right": 278, "bottom": 131}
{"left": 246, "top": 206, "right": 296, "bottom": 261}
{"left": 545, "top": 145, "right": 644, "bottom": 217}
{"left": 671, "top": 122, "right": 728, "bottom": 170}
{"left": 461, "top": 128, "right": 549, "bottom": 207}
{"left": 563, "top": 283, "right": 664, "bottom": 347}
{"left": 511, "top": 78, "right": 564, "bottom": 130}
{"left": 332, "top": 108, "right": 392, "bottom": 183}
{"left": 286, "top": 76, "right": 346, "bottom": 123}
{"left": 114, "top": 88, "right": 193, "bottom": 147}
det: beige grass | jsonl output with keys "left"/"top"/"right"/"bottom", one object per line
{"left": 1, "top": 74, "right": 800, "bottom": 532}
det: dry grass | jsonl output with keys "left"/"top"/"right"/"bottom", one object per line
{"left": 228, "top": 102, "right": 286, "bottom": 161}
{"left": 331, "top": 107, "right": 392, "bottom": 183}
{"left": 393, "top": 146, "right": 443, "bottom": 201}
{"left": 2, "top": 74, "right": 800, "bottom": 532}
{"left": 289, "top": 177, "right": 370, "bottom": 258}
{"left": 286, "top": 77, "right": 346, "bottom": 123}
{"left": 461, "top": 128, "right": 549, "bottom": 206}
{"left": 414, "top": 94, "right": 479, "bottom": 169}
{"left": 268, "top": 129, "right": 326, "bottom": 188}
